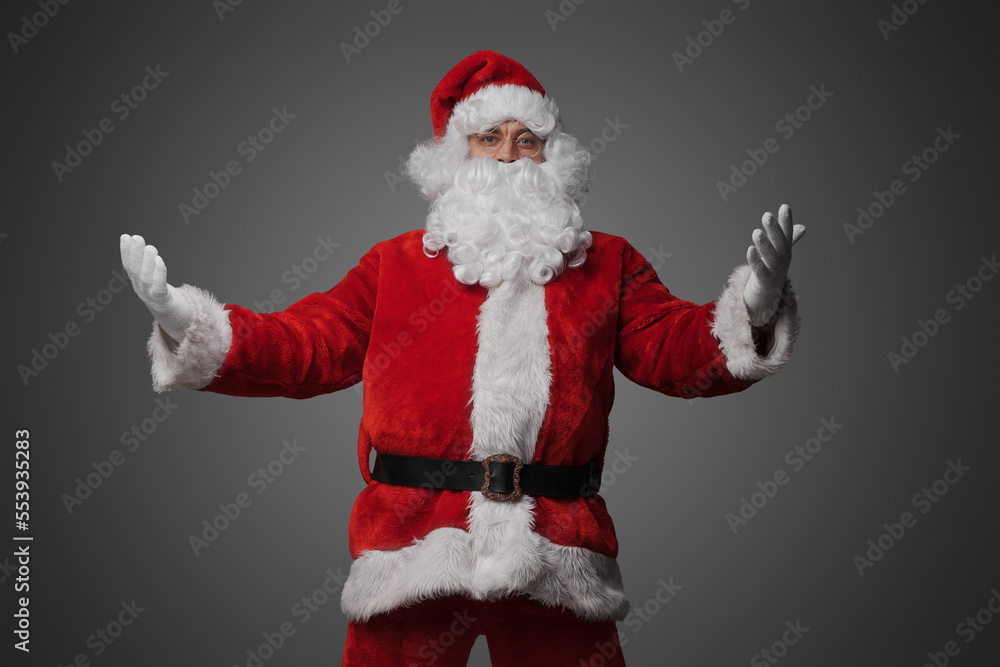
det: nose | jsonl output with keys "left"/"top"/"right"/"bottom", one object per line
{"left": 492, "top": 136, "right": 519, "bottom": 162}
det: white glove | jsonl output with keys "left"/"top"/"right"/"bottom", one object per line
{"left": 743, "top": 204, "right": 805, "bottom": 327}
{"left": 120, "top": 234, "right": 193, "bottom": 344}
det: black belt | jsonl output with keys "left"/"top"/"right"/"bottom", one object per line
{"left": 371, "top": 453, "right": 601, "bottom": 501}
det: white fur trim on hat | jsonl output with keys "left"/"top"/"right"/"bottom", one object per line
{"left": 446, "top": 84, "right": 561, "bottom": 140}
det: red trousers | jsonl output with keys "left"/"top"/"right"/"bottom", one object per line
{"left": 342, "top": 594, "right": 626, "bottom": 666}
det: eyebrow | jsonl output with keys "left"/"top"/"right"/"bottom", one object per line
{"left": 478, "top": 121, "right": 532, "bottom": 132}
{"left": 479, "top": 127, "right": 538, "bottom": 138}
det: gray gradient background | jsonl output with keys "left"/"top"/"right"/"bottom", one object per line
{"left": 3, "top": 0, "right": 999, "bottom": 665}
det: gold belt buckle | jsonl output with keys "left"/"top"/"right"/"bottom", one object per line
{"left": 481, "top": 454, "right": 523, "bottom": 501}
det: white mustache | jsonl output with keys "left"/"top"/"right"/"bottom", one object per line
{"left": 456, "top": 157, "right": 560, "bottom": 201}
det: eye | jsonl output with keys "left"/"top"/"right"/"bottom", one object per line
{"left": 516, "top": 133, "right": 539, "bottom": 148}
{"left": 475, "top": 130, "right": 505, "bottom": 151}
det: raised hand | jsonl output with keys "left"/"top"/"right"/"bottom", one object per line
{"left": 743, "top": 204, "right": 805, "bottom": 327}
{"left": 120, "top": 234, "right": 193, "bottom": 343}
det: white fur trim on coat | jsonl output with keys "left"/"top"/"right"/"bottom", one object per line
{"left": 147, "top": 284, "right": 232, "bottom": 392}
{"left": 341, "top": 275, "right": 630, "bottom": 622}
{"left": 711, "top": 264, "right": 800, "bottom": 382}
{"left": 340, "top": 520, "right": 630, "bottom": 623}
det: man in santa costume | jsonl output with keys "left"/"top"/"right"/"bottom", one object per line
{"left": 121, "top": 50, "right": 803, "bottom": 666}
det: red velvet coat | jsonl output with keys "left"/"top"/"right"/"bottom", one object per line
{"left": 151, "top": 228, "right": 798, "bottom": 621}
{"left": 203, "top": 228, "right": 748, "bottom": 544}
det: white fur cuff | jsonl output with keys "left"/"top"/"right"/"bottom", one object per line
{"left": 711, "top": 265, "right": 800, "bottom": 382}
{"left": 146, "top": 284, "right": 232, "bottom": 392}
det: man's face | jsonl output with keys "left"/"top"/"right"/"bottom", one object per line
{"left": 467, "top": 120, "right": 545, "bottom": 164}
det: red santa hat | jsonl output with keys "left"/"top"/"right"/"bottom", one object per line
{"left": 430, "top": 50, "right": 561, "bottom": 140}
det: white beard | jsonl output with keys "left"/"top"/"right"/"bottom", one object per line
{"left": 420, "top": 156, "right": 592, "bottom": 287}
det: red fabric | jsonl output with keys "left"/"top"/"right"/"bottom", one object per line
{"left": 342, "top": 594, "right": 625, "bottom": 666}
{"left": 201, "top": 230, "right": 754, "bottom": 560}
{"left": 431, "top": 50, "right": 545, "bottom": 138}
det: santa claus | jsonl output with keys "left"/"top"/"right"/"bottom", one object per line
{"left": 121, "top": 50, "right": 803, "bottom": 666}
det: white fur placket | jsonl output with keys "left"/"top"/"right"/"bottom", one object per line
{"left": 464, "top": 275, "right": 552, "bottom": 594}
